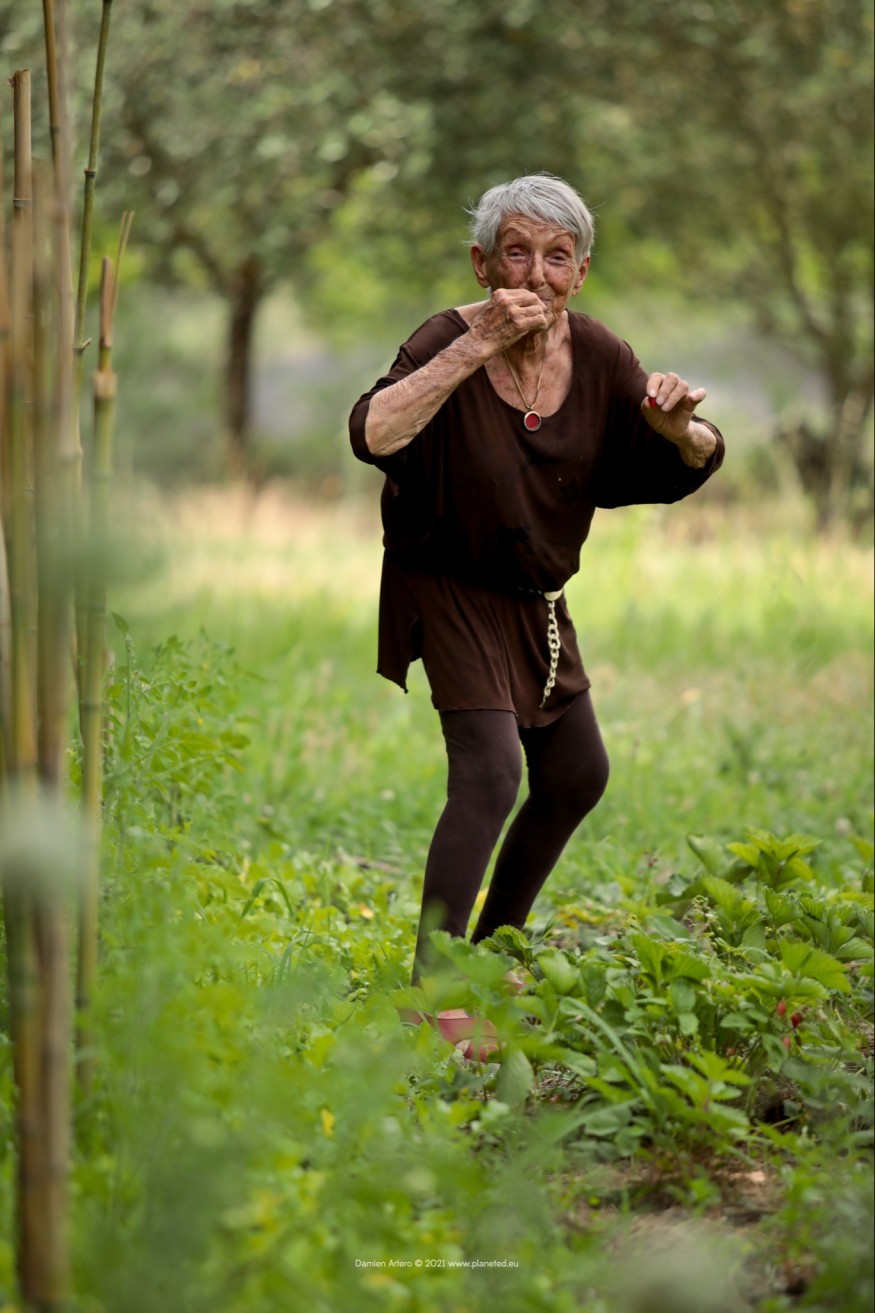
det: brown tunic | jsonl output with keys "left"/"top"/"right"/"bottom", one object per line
{"left": 349, "top": 309, "right": 725, "bottom": 727}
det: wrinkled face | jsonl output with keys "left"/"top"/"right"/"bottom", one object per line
{"left": 471, "top": 214, "right": 590, "bottom": 320}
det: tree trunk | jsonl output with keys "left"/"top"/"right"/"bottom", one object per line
{"left": 779, "top": 368, "right": 874, "bottom": 532}
{"left": 224, "top": 257, "right": 263, "bottom": 478}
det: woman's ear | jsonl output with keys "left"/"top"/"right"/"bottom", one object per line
{"left": 470, "top": 244, "right": 492, "bottom": 289}
{"left": 573, "top": 256, "right": 591, "bottom": 295}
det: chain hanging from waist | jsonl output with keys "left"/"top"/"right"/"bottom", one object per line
{"left": 540, "top": 589, "right": 563, "bottom": 707}
{"left": 512, "top": 581, "right": 564, "bottom": 708}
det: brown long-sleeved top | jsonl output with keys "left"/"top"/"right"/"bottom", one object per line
{"left": 350, "top": 308, "right": 724, "bottom": 726}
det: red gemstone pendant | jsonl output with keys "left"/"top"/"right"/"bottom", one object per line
{"left": 523, "top": 410, "right": 542, "bottom": 431}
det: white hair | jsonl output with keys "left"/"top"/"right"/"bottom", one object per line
{"left": 468, "top": 173, "right": 595, "bottom": 263}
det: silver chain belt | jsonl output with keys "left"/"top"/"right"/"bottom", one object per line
{"left": 540, "top": 589, "right": 563, "bottom": 707}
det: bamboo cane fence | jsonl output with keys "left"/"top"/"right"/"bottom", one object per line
{"left": 0, "top": 4, "right": 124, "bottom": 1306}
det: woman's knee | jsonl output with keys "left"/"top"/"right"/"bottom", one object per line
{"left": 542, "top": 750, "right": 609, "bottom": 818}
{"left": 441, "top": 710, "right": 522, "bottom": 818}
{"left": 525, "top": 694, "right": 610, "bottom": 818}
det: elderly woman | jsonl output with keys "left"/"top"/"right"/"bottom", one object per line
{"left": 349, "top": 173, "right": 724, "bottom": 988}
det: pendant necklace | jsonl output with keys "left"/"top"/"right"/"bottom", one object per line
{"left": 503, "top": 349, "right": 547, "bottom": 432}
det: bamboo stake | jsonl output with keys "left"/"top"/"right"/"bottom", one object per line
{"left": 41, "top": 0, "right": 63, "bottom": 169}
{"left": 0, "top": 532, "right": 11, "bottom": 779}
{"left": 33, "top": 888, "right": 72, "bottom": 1311}
{"left": 77, "top": 250, "right": 122, "bottom": 1096}
{"left": 42, "top": 0, "right": 76, "bottom": 435}
{"left": 37, "top": 8, "right": 76, "bottom": 790}
{"left": 1, "top": 107, "right": 11, "bottom": 526}
{"left": 4, "top": 68, "right": 47, "bottom": 1310}
{"left": 74, "top": 0, "right": 115, "bottom": 378}
{"left": 8, "top": 71, "right": 38, "bottom": 776}
{"left": 72, "top": 0, "right": 115, "bottom": 710}
{"left": 31, "top": 163, "right": 72, "bottom": 1309}
{"left": 35, "top": 14, "right": 77, "bottom": 1299}
{"left": 1, "top": 115, "right": 13, "bottom": 772}
{"left": 2, "top": 874, "right": 43, "bottom": 1302}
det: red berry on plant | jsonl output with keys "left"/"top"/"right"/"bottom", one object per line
{"left": 777, "top": 1000, "right": 787, "bottom": 1017}
{"left": 791, "top": 1012, "right": 803, "bottom": 1028}
{"left": 782, "top": 1035, "right": 792, "bottom": 1050}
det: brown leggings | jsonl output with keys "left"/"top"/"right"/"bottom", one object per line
{"left": 413, "top": 691, "right": 609, "bottom": 978}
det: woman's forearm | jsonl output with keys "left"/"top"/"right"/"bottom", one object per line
{"left": 364, "top": 333, "right": 492, "bottom": 457}
{"left": 673, "top": 419, "right": 719, "bottom": 469}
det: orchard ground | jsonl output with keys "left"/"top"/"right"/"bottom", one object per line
{"left": 2, "top": 480, "right": 871, "bottom": 1313}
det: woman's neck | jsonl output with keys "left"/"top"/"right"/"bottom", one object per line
{"left": 505, "top": 315, "right": 565, "bottom": 370}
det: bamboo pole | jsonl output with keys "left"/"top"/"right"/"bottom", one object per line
{"left": 77, "top": 243, "right": 125, "bottom": 1096}
{"left": 40, "top": 8, "right": 80, "bottom": 1242}
{"left": 75, "top": 275, "right": 112, "bottom": 1081}
{"left": 38, "top": 1, "right": 76, "bottom": 791}
{"left": 1, "top": 107, "right": 11, "bottom": 524}
{"left": 8, "top": 70, "right": 38, "bottom": 776}
{"left": 31, "top": 163, "right": 73, "bottom": 1309}
{"left": 1, "top": 114, "right": 13, "bottom": 772}
{"left": 0, "top": 532, "right": 11, "bottom": 780}
{"left": 33, "top": 888, "right": 72, "bottom": 1311}
{"left": 35, "top": 12, "right": 77, "bottom": 1298}
{"left": 4, "top": 68, "right": 47, "bottom": 1310}
{"left": 72, "top": 0, "right": 115, "bottom": 711}
{"left": 74, "top": 0, "right": 115, "bottom": 379}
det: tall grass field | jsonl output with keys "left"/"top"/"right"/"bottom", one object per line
{"left": 2, "top": 485, "right": 871, "bottom": 1313}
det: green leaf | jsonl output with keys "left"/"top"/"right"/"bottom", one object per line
{"left": 668, "top": 979, "right": 697, "bottom": 1014}
{"left": 726, "top": 841, "right": 762, "bottom": 869}
{"left": 719, "top": 1011, "right": 756, "bottom": 1035}
{"left": 484, "top": 925, "right": 534, "bottom": 966}
{"left": 643, "top": 912, "right": 692, "bottom": 940}
{"left": 687, "top": 1050, "right": 751, "bottom": 1087}
{"left": 580, "top": 959, "right": 608, "bottom": 1009}
{"left": 834, "top": 937, "right": 874, "bottom": 962}
{"left": 495, "top": 1046, "right": 534, "bottom": 1106}
{"left": 553, "top": 1049, "right": 597, "bottom": 1079}
{"left": 780, "top": 941, "right": 851, "bottom": 993}
{"left": 748, "top": 829, "right": 822, "bottom": 860}
{"left": 667, "top": 951, "right": 711, "bottom": 982}
{"left": 575, "top": 1103, "right": 636, "bottom": 1137}
{"left": 764, "top": 889, "right": 798, "bottom": 928}
{"left": 687, "top": 833, "right": 728, "bottom": 876}
{"left": 700, "top": 874, "right": 746, "bottom": 915}
{"left": 741, "top": 921, "right": 768, "bottom": 951}
{"left": 851, "top": 836, "right": 874, "bottom": 865}
{"left": 630, "top": 932, "right": 668, "bottom": 987}
{"left": 536, "top": 949, "right": 580, "bottom": 996}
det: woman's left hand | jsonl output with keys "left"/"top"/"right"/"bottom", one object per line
{"left": 641, "top": 372, "right": 717, "bottom": 468}
{"left": 640, "top": 372, "right": 707, "bottom": 441}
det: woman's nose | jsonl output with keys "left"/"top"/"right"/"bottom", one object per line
{"left": 527, "top": 254, "right": 547, "bottom": 287}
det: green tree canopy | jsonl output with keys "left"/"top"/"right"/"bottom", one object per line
{"left": 4, "top": 0, "right": 871, "bottom": 518}
{"left": 84, "top": 0, "right": 590, "bottom": 465}
{"left": 593, "top": 0, "right": 874, "bottom": 525}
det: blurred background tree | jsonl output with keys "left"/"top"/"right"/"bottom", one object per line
{"left": 65, "top": 0, "right": 591, "bottom": 470}
{"left": 593, "top": 0, "right": 874, "bottom": 529}
{"left": 2, "top": 0, "right": 871, "bottom": 524}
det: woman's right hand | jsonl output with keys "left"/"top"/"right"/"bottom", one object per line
{"left": 467, "top": 288, "right": 550, "bottom": 355}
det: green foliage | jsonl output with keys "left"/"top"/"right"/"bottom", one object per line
{"left": 31, "top": 612, "right": 869, "bottom": 1308}
{"left": 1, "top": 500, "right": 871, "bottom": 1309}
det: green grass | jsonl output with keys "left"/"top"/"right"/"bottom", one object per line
{"left": 2, "top": 485, "right": 871, "bottom": 1312}
{"left": 115, "top": 484, "right": 873, "bottom": 881}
